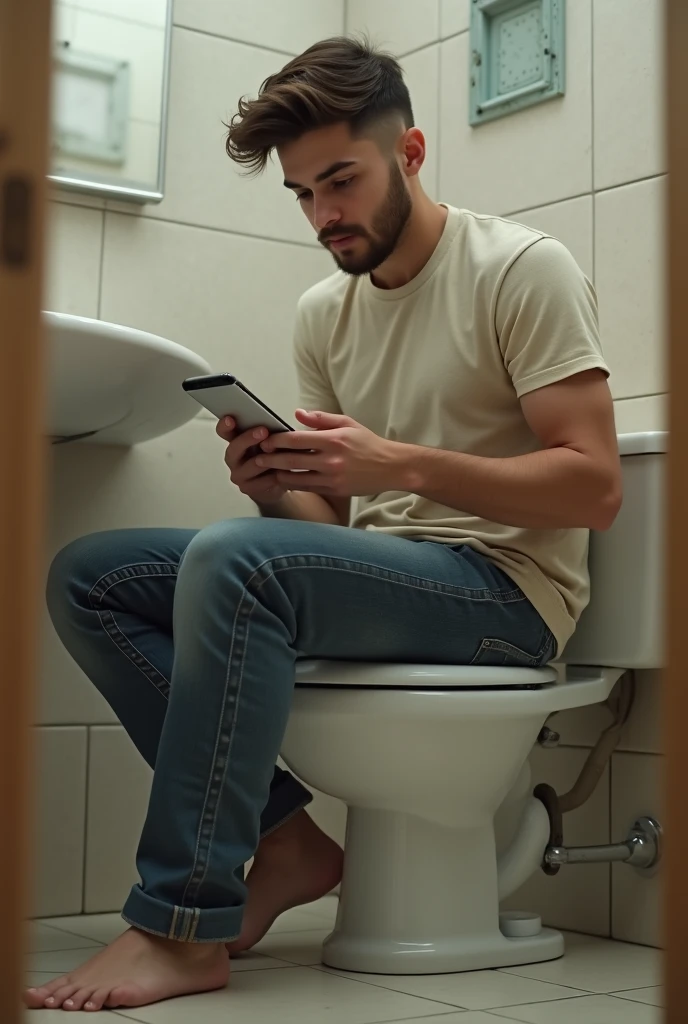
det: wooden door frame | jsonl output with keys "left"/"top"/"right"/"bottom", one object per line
{"left": 0, "top": 1, "right": 52, "bottom": 1019}
{"left": 666, "top": 0, "right": 688, "bottom": 1019}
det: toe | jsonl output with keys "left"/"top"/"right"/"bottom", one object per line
{"left": 63, "top": 988, "right": 97, "bottom": 1011}
{"left": 45, "top": 982, "right": 80, "bottom": 1009}
{"left": 24, "top": 974, "right": 70, "bottom": 1007}
{"left": 84, "top": 988, "right": 110, "bottom": 1011}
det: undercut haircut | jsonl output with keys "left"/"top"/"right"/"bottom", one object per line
{"left": 225, "top": 36, "right": 414, "bottom": 175}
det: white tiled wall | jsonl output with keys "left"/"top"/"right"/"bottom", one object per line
{"left": 41, "top": 0, "right": 666, "bottom": 949}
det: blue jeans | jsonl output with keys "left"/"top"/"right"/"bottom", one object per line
{"left": 47, "top": 517, "right": 555, "bottom": 943}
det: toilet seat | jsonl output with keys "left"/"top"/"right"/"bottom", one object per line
{"left": 295, "top": 659, "right": 557, "bottom": 689}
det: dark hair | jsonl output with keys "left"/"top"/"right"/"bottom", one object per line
{"left": 225, "top": 36, "right": 414, "bottom": 175}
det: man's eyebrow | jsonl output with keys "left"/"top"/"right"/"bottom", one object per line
{"left": 283, "top": 160, "right": 358, "bottom": 190}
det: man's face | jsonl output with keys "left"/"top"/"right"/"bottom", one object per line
{"left": 278, "top": 122, "right": 412, "bottom": 276}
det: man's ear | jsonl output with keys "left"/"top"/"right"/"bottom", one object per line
{"left": 401, "top": 127, "right": 426, "bottom": 178}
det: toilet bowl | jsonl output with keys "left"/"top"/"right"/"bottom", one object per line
{"left": 280, "top": 431, "right": 666, "bottom": 975}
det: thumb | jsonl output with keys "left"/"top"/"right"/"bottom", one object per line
{"left": 295, "top": 408, "right": 351, "bottom": 430}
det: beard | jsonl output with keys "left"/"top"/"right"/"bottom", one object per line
{"left": 319, "top": 162, "right": 413, "bottom": 277}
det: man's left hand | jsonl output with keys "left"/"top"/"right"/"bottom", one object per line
{"left": 255, "top": 409, "right": 402, "bottom": 496}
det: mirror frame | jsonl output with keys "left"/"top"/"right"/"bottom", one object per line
{"left": 48, "top": 0, "right": 173, "bottom": 204}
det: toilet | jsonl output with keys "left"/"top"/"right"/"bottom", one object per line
{"left": 280, "top": 431, "right": 666, "bottom": 975}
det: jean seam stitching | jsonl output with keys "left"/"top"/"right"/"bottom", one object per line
{"left": 96, "top": 609, "right": 172, "bottom": 698}
{"left": 243, "top": 553, "right": 524, "bottom": 603}
{"left": 180, "top": 584, "right": 254, "bottom": 909}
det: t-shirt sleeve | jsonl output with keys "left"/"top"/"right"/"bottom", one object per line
{"left": 292, "top": 295, "right": 342, "bottom": 414}
{"left": 495, "top": 236, "right": 609, "bottom": 398}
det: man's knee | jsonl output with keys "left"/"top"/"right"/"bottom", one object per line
{"left": 180, "top": 518, "right": 277, "bottom": 580}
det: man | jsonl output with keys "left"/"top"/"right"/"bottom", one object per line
{"left": 26, "top": 36, "right": 621, "bottom": 1013}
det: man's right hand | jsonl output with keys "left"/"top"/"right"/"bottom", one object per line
{"left": 216, "top": 417, "right": 288, "bottom": 506}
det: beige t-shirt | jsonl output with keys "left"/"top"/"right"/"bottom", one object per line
{"left": 293, "top": 206, "right": 609, "bottom": 653}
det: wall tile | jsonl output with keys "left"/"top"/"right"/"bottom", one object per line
{"left": 613, "top": 395, "right": 667, "bottom": 434}
{"left": 511, "top": 195, "right": 594, "bottom": 280}
{"left": 39, "top": 418, "right": 255, "bottom": 727}
{"left": 346, "top": 0, "right": 440, "bottom": 56}
{"left": 593, "top": 0, "right": 666, "bottom": 190}
{"left": 611, "top": 752, "right": 663, "bottom": 947}
{"left": 174, "top": 0, "right": 343, "bottom": 55}
{"left": 595, "top": 177, "right": 666, "bottom": 400}
{"left": 140, "top": 28, "right": 317, "bottom": 243}
{"left": 45, "top": 202, "right": 103, "bottom": 317}
{"left": 401, "top": 45, "right": 441, "bottom": 200}
{"left": 31, "top": 727, "right": 88, "bottom": 917}
{"left": 100, "top": 212, "right": 331, "bottom": 411}
{"left": 501, "top": 746, "right": 611, "bottom": 937}
{"left": 85, "top": 727, "right": 153, "bottom": 912}
{"left": 439, "top": 1, "right": 592, "bottom": 216}
{"left": 440, "top": 0, "right": 470, "bottom": 38}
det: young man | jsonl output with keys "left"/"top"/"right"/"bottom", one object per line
{"left": 27, "top": 36, "right": 621, "bottom": 1013}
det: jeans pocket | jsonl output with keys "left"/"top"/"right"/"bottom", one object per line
{"left": 470, "top": 637, "right": 544, "bottom": 667}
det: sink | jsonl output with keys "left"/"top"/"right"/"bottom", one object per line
{"left": 46, "top": 311, "right": 212, "bottom": 445}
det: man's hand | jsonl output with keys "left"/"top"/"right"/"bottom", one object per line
{"left": 255, "top": 409, "right": 397, "bottom": 496}
{"left": 217, "top": 416, "right": 291, "bottom": 505}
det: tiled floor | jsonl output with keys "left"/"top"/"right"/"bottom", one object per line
{"left": 25, "top": 897, "right": 663, "bottom": 1023}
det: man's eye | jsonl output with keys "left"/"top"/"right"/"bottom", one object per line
{"left": 333, "top": 178, "right": 353, "bottom": 190}
{"left": 296, "top": 192, "right": 311, "bottom": 202}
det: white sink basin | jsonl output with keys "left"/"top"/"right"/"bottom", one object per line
{"left": 47, "top": 311, "right": 211, "bottom": 445}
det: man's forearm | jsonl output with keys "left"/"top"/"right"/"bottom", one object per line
{"left": 388, "top": 443, "right": 621, "bottom": 531}
{"left": 258, "top": 490, "right": 344, "bottom": 526}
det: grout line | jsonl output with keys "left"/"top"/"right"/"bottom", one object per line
{"left": 400, "top": 28, "right": 469, "bottom": 60}
{"left": 81, "top": 726, "right": 91, "bottom": 913}
{"left": 173, "top": 22, "right": 296, "bottom": 59}
{"left": 608, "top": 738, "right": 613, "bottom": 936}
{"left": 102, "top": 204, "right": 323, "bottom": 252}
{"left": 594, "top": 171, "right": 667, "bottom": 197}
{"left": 503, "top": 172, "right": 667, "bottom": 219}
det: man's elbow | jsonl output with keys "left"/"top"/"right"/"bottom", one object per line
{"left": 588, "top": 475, "right": 623, "bottom": 531}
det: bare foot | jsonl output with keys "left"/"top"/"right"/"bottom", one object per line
{"left": 24, "top": 926, "right": 229, "bottom": 1011}
{"left": 226, "top": 809, "right": 343, "bottom": 957}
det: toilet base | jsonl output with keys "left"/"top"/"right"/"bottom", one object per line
{"left": 322, "top": 924, "right": 564, "bottom": 975}
{"left": 325, "top": 806, "right": 565, "bottom": 975}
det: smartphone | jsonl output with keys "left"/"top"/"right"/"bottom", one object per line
{"left": 182, "top": 374, "right": 293, "bottom": 435}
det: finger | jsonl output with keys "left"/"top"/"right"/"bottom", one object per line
{"left": 255, "top": 452, "right": 325, "bottom": 472}
{"left": 225, "top": 427, "right": 270, "bottom": 468}
{"left": 260, "top": 430, "right": 325, "bottom": 453}
{"left": 295, "top": 409, "right": 352, "bottom": 430}
{"left": 215, "top": 416, "right": 236, "bottom": 441}
{"left": 232, "top": 458, "right": 277, "bottom": 485}
{"left": 275, "top": 470, "right": 332, "bottom": 492}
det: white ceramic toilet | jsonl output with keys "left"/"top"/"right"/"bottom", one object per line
{"left": 280, "top": 431, "right": 666, "bottom": 975}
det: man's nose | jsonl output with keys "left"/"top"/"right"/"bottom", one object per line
{"left": 312, "top": 199, "right": 341, "bottom": 232}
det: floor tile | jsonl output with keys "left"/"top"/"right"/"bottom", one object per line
{"left": 613, "top": 986, "right": 664, "bottom": 1006}
{"left": 498, "top": 931, "right": 662, "bottom": 993}
{"left": 229, "top": 951, "right": 300, "bottom": 973}
{"left": 250, "top": 927, "right": 330, "bottom": 966}
{"left": 26, "top": 945, "right": 101, "bottom": 974}
{"left": 316, "top": 965, "right": 585, "bottom": 1010}
{"left": 25, "top": 971, "right": 63, "bottom": 987}
{"left": 251, "top": 897, "right": 337, "bottom": 937}
{"left": 114, "top": 965, "right": 455, "bottom": 1024}
{"left": 37, "top": 912, "right": 127, "bottom": 945}
{"left": 26, "top": 922, "right": 102, "bottom": 953}
{"left": 488, "top": 993, "right": 662, "bottom": 1023}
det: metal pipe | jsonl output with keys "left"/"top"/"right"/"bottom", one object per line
{"left": 544, "top": 817, "right": 662, "bottom": 872}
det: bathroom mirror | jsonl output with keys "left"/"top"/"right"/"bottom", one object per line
{"left": 49, "top": 0, "right": 172, "bottom": 203}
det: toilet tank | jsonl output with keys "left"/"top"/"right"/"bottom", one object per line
{"left": 562, "top": 431, "right": 667, "bottom": 669}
